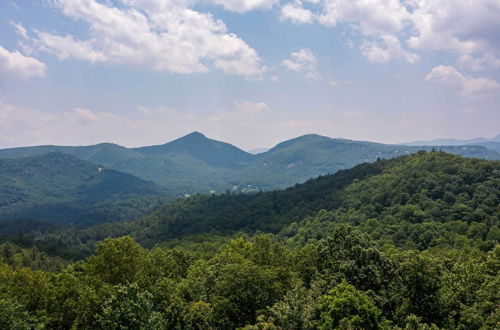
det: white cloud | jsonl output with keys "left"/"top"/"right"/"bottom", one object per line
{"left": 0, "top": 45, "right": 46, "bottom": 79}
{"left": 234, "top": 100, "right": 271, "bottom": 113}
{"left": 33, "top": 31, "right": 106, "bottom": 63}
{"left": 280, "top": 1, "right": 315, "bottom": 24}
{"left": 425, "top": 65, "right": 500, "bottom": 97}
{"left": 406, "top": 0, "right": 500, "bottom": 71}
{"left": 458, "top": 54, "right": 500, "bottom": 72}
{"left": 361, "top": 35, "right": 419, "bottom": 64}
{"left": 408, "top": 0, "right": 500, "bottom": 55}
{"left": 210, "top": 0, "right": 279, "bottom": 13}
{"left": 330, "top": 79, "right": 350, "bottom": 87}
{"left": 10, "top": 22, "right": 28, "bottom": 39}
{"left": 20, "top": 0, "right": 265, "bottom": 76}
{"left": 72, "top": 108, "right": 119, "bottom": 122}
{"left": 282, "top": 48, "right": 321, "bottom": 79}
{"left": 318, "top": 0, "right": 411, "bottom": 36}
{"left": 282, "top": 59, "right": 302, "bottom": 72}
{"left": 305, "top": 71, "right": 321, "bottom": 80}
{"left": 279, "top": 0, "right": 500, "bottom": 68}
{"left": 340, "top": 109, "right": 368, "bottom": 118}
{"left": 278, "top": 0, "right": 416, "bottom": 64}
{"left": 279, "top": 0, "right": 412, "bottom": 35}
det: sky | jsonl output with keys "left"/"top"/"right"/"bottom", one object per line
{"left": 0, "top": 0, "right": 499, "bottom": 151}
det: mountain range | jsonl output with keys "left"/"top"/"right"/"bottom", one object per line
{"left": 403, "top": 134, "right": 500, "bottom": 153}
{"left": 1, "top": 132, "right": 499, "bottom": 226}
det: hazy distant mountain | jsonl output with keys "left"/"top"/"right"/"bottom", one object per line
{"left": 403, "top": 134, "right": 500, "bottom": 146}
{"left": 133, "top": 131, "right": 254, "bottom": 169}
{"left": 0, "top": 153, "right": 166, "bottom": 226}
{"left": 476, "top": 141, "right": 500, "bottom": 153}
{"left": 240, "top": 134, "right": 500, "bottom": 189}
{"left": 1, "top": 132, "right": 499, "bottom": 197}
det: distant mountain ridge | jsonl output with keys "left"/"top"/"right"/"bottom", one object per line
{"left": 403, "top": 134, "right": 500, "bottom": 146}
{"left": 1, "top": 132, "right": 499, "bottom": 198}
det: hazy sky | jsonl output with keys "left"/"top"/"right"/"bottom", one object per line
{"left": 1, "top": 0, "right": 499, "bottom": 150}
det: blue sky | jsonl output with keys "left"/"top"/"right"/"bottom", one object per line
{"left": 0, "top": 0, "right": 499, "bottom": 150}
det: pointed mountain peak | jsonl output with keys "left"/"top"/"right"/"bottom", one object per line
{"left": 182, "top": 131, "right": 206, "bottom": 139}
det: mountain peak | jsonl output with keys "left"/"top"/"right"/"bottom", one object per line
{"left": 183, "top": 131, "right": 206, "bottom": 139}
{"left": 132, "top": 131, "right": 254, "bottom": 168}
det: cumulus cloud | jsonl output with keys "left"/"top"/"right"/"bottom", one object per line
{"left": 279, "top": 0, "right": 500, "bottom": 67}
{"left": 361, "top": 35, "right": 419, "bottom": 64}
{"left": 279, "top": 0, "right": 412, "bottom": 36}
{"left": 280, "top": 1, "right": 315, "bottom": 24}
{"left": 317, "top": 0, "right": 411, "bottom": 36}
{"left": 234, "top": 100, "right": 270, "bottom": 113}
{"left": 19, "top": 0, "right": 265, "bottom": 76}
{"left": 425, "top": 65, "right": 500, "bottom": 97}
{"left": 408, "top": 0, "right": 500, "bottom": 55}
{"left": 282, "top": 48, "right": 321, "bottom": 79}
{"left": 0, "top": 45, "right": 46, "bottom": 79}
{"left": 458, "top": 54, "right": 500, "bottom": 72}
{"left": 210, "top": 0, "right": 279, "bottom": 13}
{"left": 402, "top": 0, "right": 500, "bottom": 69}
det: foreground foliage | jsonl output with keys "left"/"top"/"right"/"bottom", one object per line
{"left": 0, "top": 232, "right": 498, "bottom": 329}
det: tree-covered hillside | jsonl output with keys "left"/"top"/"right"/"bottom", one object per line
{"left": 0, "top": 153, "right": 167, "bottom": 227}
{"left": 9, "top": 151, "right": 498, "bottom": 260}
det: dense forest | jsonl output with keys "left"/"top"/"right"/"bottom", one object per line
{"left": 0, "top": 151, "right": 498, "bottom": 329}
{"left": 0, "top": 153, "right": 168, "bottom": 226}
{"left": 1, "top": 230, "right": 498, "bottom": 329}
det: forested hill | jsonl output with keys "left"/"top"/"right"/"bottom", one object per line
{"left": 21, "top": 151, "right": 498, "bottom": 257}
{"left": 0, "top": 153, "right": 167, "bottom": 227}
{"left": 126, "top": 151, "right": 500, "bottom": 246}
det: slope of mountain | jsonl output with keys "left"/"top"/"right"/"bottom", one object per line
{"left": 0, "top": 142, "right": 144, "bottom": 164}
{"left": 240, "top": 134, "right": 500, "bottom": 189}
{"left": 128, "top": 151, "right": 500, "bottom": 246}
{"left": 0, "top": 140, "right": 236, "bottom": 195}
{"left": 0, "top": 133, "right": 499, "bottom": 197}
{"left": 133, "top": 131, "right": 254, "bottom": 169}
{"left": 16, "top": 151, "right": 498, "bottom": 258}
{"left": 0, "top": 153, "right": 167, "bottom": 226}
